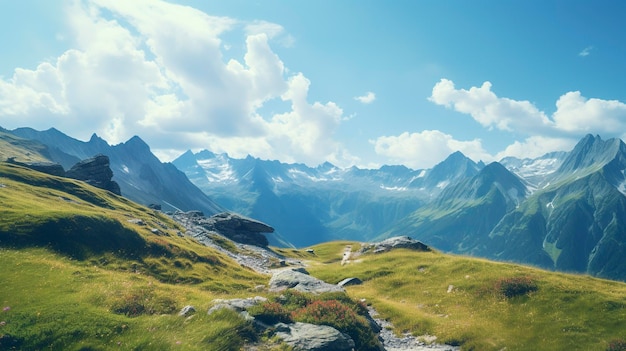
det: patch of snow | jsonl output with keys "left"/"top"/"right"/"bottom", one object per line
{"left": 198, "top": 158, "right": 237, "bottom": 183}
{"left": 417, "top": 169, "right": 426, "bottom": 178}
{"left": 380, "top": 185, "right": 408, "bottom": 191}
{"left": 121, "top": 165, "right": 129, "bottom": 174}
{"left": 436, "top": 180, "right": 449, "bottom": 189}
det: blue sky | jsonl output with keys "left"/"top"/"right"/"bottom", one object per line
{"left": 1, "top": 0, "right": 626, "bottom": 169}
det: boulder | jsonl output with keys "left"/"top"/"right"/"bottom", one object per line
{"left": 181, "top": 211, "right": 274, "bottom": 247}
{"left": 207, "top": 296, "right": 267, "bottom": 315}
{"left": 178, "top": 305, "right": 196, "bottom": 317}
{"left": 274, "top": 322, "right": 355, "bottom": 351}
{"left": 361, "top": 236, "right": 430, "bottom": 254}
{"left": 66, "top": 154, "right": 121, "bottom": 195}
{"left": 269, "top": 269, "right": 344, "bottom": 294}
{"left": 337, "top": 277, "right": 362, "bottom": 287}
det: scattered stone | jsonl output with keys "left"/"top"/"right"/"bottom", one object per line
{"left": 305, "top": 249, "right": 315, "bottom": 254}
{"left": 178, "top": 305, "right": 196, "bottom": 317}
{"left": 269, "top": 269, "right": 344, "bottom": 294}
{"left": 274, "top": 322, "right": 355, "bottom": 351}
{"left": 207, "top": 296, "right": 267, "bottom": 316}
{"left": 148, "top": 203, "right": 162, "bottom": 211}
{"left": 360, "top": 236, "right": 430, "bottom": 254}
{"left": 337, "top": 277, "right": 363, "bottom": 287}
{"left": 447, "top": 285, "right": 454, "bottom": 293}
{"left": 127, "top": 218, "right": 145, "bottom": 226}
{"left": 172, "top": 211, "right": 273, "bottom": 247}
{"left": 150, "top": 228, "right": 161, "bottom": 235}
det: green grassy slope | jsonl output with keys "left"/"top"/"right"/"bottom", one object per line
{"left": 0, "top": 130, "right": 51, "bottom": 163}
{"left": 290, "top": 241, "right": 626, "bottom": 351}
{"left": 0, "top": 162, "right": 265, "bottom": 350}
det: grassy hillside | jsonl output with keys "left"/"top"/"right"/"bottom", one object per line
{"left": 0, "top": 130, "right": 51, "bottom": 163}
{"left": 284, "top": 242, "right": 626, "bottom": 351}
{"left": 4, "top": 160, "right": 626, "bottom": 350}
{"left": 0, "top": 162, "right": 266, "bottom": 350}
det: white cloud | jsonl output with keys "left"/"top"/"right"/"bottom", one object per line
{"left": 428, "top": 78, "right": 626, "bottom": 160}
{"left": 552, "top": 91, "right": 626, "bottom": 133}
{"left": 371, "top": 130, "right": 492, "bottom": 169}
{"left": 0, "top": 0, "right": 354, "bottom": 167}
{"left": 495, "top": 136, "right": 577, "bottom": 160}
{"left": 579, "top": 46, "right": 593, "bottom": 57}
{"left": 354, "top": 91, "right": 376, "bottom": 104}
{"left": 429, "top": 79, "right": 553, "bottom": 134}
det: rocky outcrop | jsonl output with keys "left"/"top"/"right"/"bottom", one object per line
{"left": 66, "top": 154, "right": 121, "bottom": 195}
{"left": 269, "top": 269, "right": 344, "bottom": 294}
{"left": 274, "top": 322, "right": 355, "bottom": 351}
{"left": 173, "top": 211, "right": 274, "bottom": 247}
{"left": 360, "top": 236, "right": 430, "bottom": 254}
{"left": 7, "top": 157, "right": 65, "bottom": 177}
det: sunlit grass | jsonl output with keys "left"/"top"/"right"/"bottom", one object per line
{"left": 305, "top": 243, "right": 626, "bottom": 351}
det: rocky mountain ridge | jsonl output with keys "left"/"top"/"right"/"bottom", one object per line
{"left": 9, "top": 127, "right": 223, "bottom": 216}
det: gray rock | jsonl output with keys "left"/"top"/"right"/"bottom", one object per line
{"left": 66, "top": 154, "right": 121, "bottom": 195}
{"left": 207, "top": 296, "right": 267, "bottom": 315}
{"left": 361, "top": 236, "right": 430, "bottom": 254}
{"left": 274, "top": 322, "right": 355, "bottom": 351}
{"left": 7, "top": 157, "right": 66, "bottom": 177}
{"left": 269, "top": 269, "right": 344, "bottom": 294}
{"left": 337, "top": 277, "right": 363, "bottom": 287}
{"left": 178, "top": 305, "right": 196, "bottom": 317}
{"left": 174, "top": 211, "right": 273, "bottom": 247}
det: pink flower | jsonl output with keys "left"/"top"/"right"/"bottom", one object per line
{"left": 2, "top": 307, "right": 9, "bottom": 312}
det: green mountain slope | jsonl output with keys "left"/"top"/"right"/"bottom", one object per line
{"left": 380, "top": 162, "right": 529, "bottom": 253}
{"left": 293, "top": 241, "right": 626, "bottom": 351}
{"left": 0, "top": 162, "right": 265, "bottom": 350}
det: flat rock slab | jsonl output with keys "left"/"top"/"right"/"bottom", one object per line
{"left": 269, "top": 269, "right": 345, "bottom": 294}
{"left": 274, "top": 322, "right": 355, "bottom": 351}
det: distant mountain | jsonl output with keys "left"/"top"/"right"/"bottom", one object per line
{"left": 382, "top": 134, "right": 626, "bottom": 281}
{"left": 9, "top": 127, "right": 223, "bottom": 215}
{"left": 380, "top": 162, "right": 529, "bottom": 252}
{"left": 173, "top": 149, "right": 483, "bottom": 247}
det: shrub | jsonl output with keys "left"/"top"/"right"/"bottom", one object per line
{"left": 110, "top": 286, "right": 177, "bottom": 317}
{"left": 248, "top": 302, "right": 293, "bottom": 325}
{"left": 607, "top": 339, "right": 626, "bottom": 351}
{"left": 494, "top": 276, "right": 538, "bottom": 298}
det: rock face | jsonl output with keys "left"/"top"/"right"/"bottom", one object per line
{"left": 7, "top": 158, "right": 65, "bottom": 177}
{"left": 269, "top": 269, "right": 345, "bottom": 294}
{"left": 66, "top": 154, "right": 121, "bottom": 195}
{"left": 361, "top": 236, "right": 430, "bottom": 254}
{"left": 178, "top": 211, "right": 274, "bottom": 247}
{"left": 274, "top": 322, "right": 355, "bottom": 351}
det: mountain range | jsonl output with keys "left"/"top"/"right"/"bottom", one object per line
{"left": 7, "top": 127, "right": 223, "bottom": 216}
{"left": 4, "top": 126, "right": 626, "bottom": 281}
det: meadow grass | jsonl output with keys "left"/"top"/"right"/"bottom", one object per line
{"left": 302, "top": 242, "right": 626, "bottom": 351}
{"left": 0, "top": 163, "right": 267, "bottom": 350}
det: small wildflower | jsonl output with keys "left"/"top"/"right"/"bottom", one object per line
{"left": 0, "top": 321, "right": 6, "bottom": 326}
{"left": 2, "top": 306, "right": 10, "bottom": 312}
{"left": 175, "top": 341, "right": 182, "bottom": 345}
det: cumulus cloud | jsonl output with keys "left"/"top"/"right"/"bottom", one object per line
{"left": 0, "top": 0, "right": 354, "bottom": 167}
{"left": 371, "top": 130, "right": 492, "bottom": 169}
{"left": 429, "top": 79, "right": 553, "bottom": 133}
{"left": 354, "top": 91, "right": 376, "bottom": 104}
{"left": 427, "top": 78, "right": 626, "bottom": 161}
{"left": 495, "top": 136, "right": 577, "bottom": 160}
{"left": 552, "top": 91, "right": 626, "bottom": 133}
